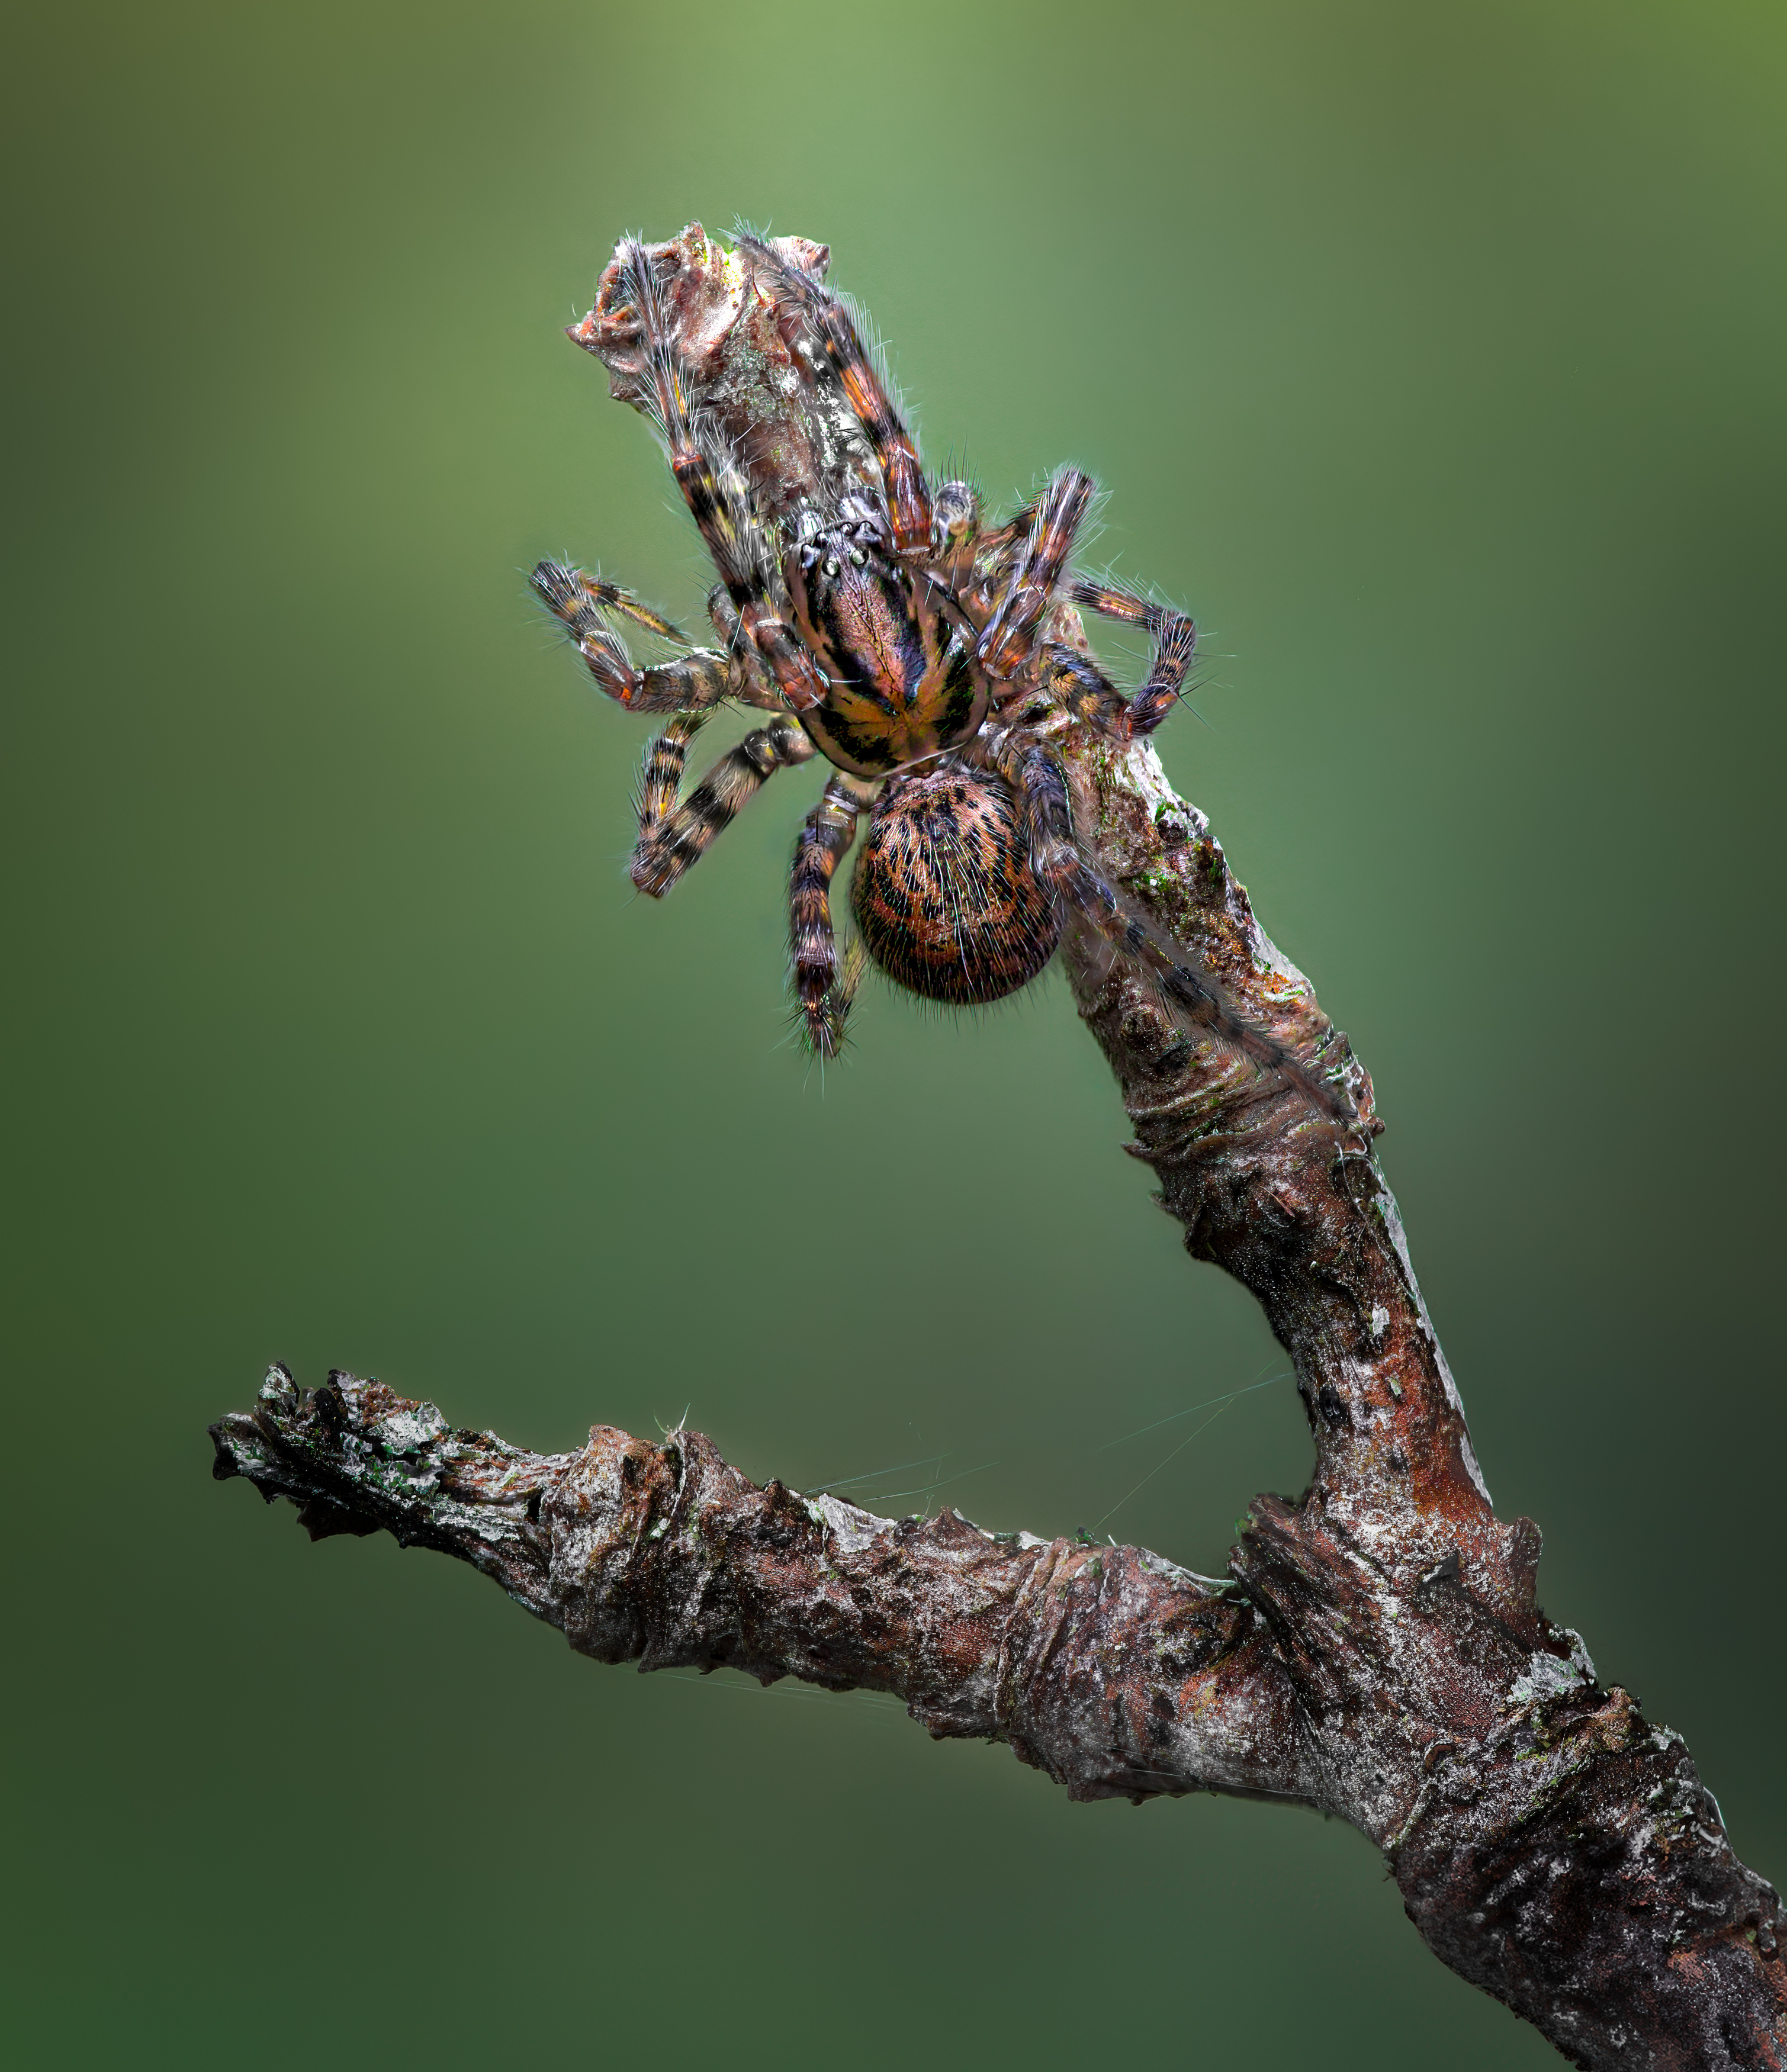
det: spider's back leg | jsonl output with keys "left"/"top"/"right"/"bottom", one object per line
{"left": 612, "top": 240, "right": 825, "bottom": 712}
{"left": 788, "top": 777, "right": 869, "bottom": 1057}
{"left": 737, "top": 233, "right": 933, "bottom": 556}
{"left": 992, "top": 734, "right": 1356, "bottom": 1124}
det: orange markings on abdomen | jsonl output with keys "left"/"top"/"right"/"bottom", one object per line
{"left": 851, "top": 770, "right": 1060, "bottom": 1004}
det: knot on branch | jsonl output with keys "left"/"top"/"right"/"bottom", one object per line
{"left": 1232, "top": 1492, "right": 1549, "bottom": 1838}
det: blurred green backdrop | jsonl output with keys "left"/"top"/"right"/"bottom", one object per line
{"left": 4, "top": 1, "right": 1783, "bottom": 2064}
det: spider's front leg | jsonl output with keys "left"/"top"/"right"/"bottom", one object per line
{"left": 702, "top": 585, "right": 787, "bottom": 712}
{"left": 976, "top": 468, "right": 1095, "bottom": 680}
{"left": 1040, "top": 580, "right": 1199, "bottom": 741}
{"left": 631, "top": 714, "right": 815, "bottom": 899}
{"left": 991, "top": 734, "right": 1355, "bottom": 1123}
{"left": 533, "top": 558, "right": 809, "bottom": 896}
{"left": 531, "top": 561, "right": 737, "bottom": 714}
{"left": 788, "top": 776, "right": 870, "bottom": 1057}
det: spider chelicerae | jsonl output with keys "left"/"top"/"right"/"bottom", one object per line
{"left": 531, "top": 227, "right": 1349, "bottom": 1120}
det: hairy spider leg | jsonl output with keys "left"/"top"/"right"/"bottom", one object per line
{"left": 569, "top": 570, "right": 686, "bottom": 640}
{"left": 1044, "top": 581, "right": 1200, "bottom": 738}
{"left": 631, "top": 713, "right": 815, "bottom": 898}
{"left": 736, "top": 234, "right": 933, "bottom": 556}
{"left": 613, "top": 240, "right": 826, "bottom": 712}
{"left": 1061, "top": 580, "right": 1202, "bottom": 742}
{"left": 701, "top": 584, "right": 786, "bottom": 710}
{"left": 976, "top": 468, "right": 1096, "bottom": 679}
{"left": 531, "top": 559, "right": 736, "bottom": 715}
{"left": 634, "top": 709, "right": 713, "bottom": 836}
{"left": 1033, "top": 628, "right": 1196, "bottom": 741}
{"left": 994, "top": 737, "right": 1355, "bottom": 1123}
{"left": 788, "top": 776, "right": 869, "bottom": 1057}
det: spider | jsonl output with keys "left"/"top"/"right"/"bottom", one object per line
{"left": 531, "top": 230, "right": 1350, "bottom": 1121}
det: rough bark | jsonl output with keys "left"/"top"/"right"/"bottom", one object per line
{"left": 211, "top": 225, "right": 1784, "bottom": 2070}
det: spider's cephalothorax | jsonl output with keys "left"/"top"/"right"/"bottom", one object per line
{"left": 785, "top": 500, "right": 988, "bottom": 778}
{"left": 531, "top": 227, "right": 1351, "bottom": 1119}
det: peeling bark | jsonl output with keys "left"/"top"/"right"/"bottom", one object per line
{"left": 210, "top": 226, "right": 1784, "bottom": 2070}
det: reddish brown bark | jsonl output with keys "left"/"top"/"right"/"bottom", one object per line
{"left": 211, "top": 226, "right": 1783, "bottom": 2068}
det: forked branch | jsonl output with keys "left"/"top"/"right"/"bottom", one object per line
{"left": 211, "top": 227, "right": 1783, "bottom": 2070}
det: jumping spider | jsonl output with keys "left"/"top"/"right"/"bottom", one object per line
{"left": 531, "top": 230, "right": 1348, "bottom": 1120}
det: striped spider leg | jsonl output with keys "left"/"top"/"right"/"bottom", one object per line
{"left": 735, "top": 233, "right": 933, "bottom": 556}
{"left": 530, "top": 561, "right": 814, "bottom": 897}
{"left": 985, "top": 728, "right": 1354, "bottom": 1122}
{"left": 970, "top": 493, "right": 1198, "bottom": 741}
{"left": 529, "top": 561, "right": 740, "bottom": 715}
{"left": 1033, "top": 579, "right": 1200, "bottom": 740}
{"left": 608, "top": 237, "right": 827, "bottom": 713}
{"left": 788, "top": 775, "right": 873, "bottom": 1057}
{"left": 622, "top": 587, "right": 827, "bottom": 899}
{"left": 976, "top": 467, "right": 1097, "bottom": 679}
{"left": 632, "top": 711, "right": 816, "bottom": 899}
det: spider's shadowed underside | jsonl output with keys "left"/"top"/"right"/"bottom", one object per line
{"left": 530, "top": 226, "right": 1353, "bottom": 1121}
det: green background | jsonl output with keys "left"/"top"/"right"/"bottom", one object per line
{"left": 5, "top": 1, "right": 1783, "bottom": 2064}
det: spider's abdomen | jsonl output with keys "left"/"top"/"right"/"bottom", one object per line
{"left": 851, "top": 769, "right": 1061, "bottom": 1005}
